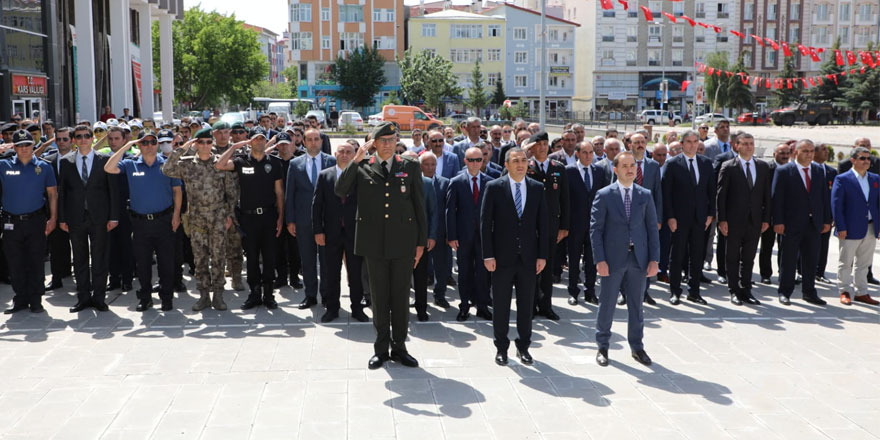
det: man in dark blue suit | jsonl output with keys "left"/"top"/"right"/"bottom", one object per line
{"left": 404, "top": 151, "right": 439, "bottom": 321}
{"left": 419, "top": 152, "right": 453, "bottom": 309}
{"left": 565, "top": 140, "right": 608, "bottom": 305}
{"left": 662, "top": 130, "right": 716, "bottom": 305}
{"left": 591, "top": 151, "right": 659, "bottom": 367}
{"left": 814, "top": 143, "right": 838, "bottom": 283}
{"left": 772, "top": 139, "right": 832, "bottom": 306}
{"left": 286, "top": 128, "right": 337, "bottom": 310}
{"left": 447, "top": 147, "right": 493, "bottom": 321}
{"left": 481, "top": 147, "right": 548, "bottom": 366}
{"left": 428, "top": 129, "right": 461, "bottom": 180}
{"left": 312, "top": 141, "right": 368, "bottom": 323}
{"left": 479, "top": 142, "right": 503, "bottom": 179}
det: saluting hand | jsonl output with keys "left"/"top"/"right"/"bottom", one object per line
{"left": 354, "top": 140, "right": 373, "bottom": 163}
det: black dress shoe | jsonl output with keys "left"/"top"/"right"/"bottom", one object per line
{"left": 44, "top": 280, "right": 62, "bottom": 291}
{"left": 263, "top": 296, "right": 278, "bottom": 310}
{"left": 495, "top": 350, "right": 508, "bottom": 366}
{"left": 273, "top": 279, "right": 288, "bottom": 289}
{"left": 242, "top": 293, "right": 262, "bottom": 310}
{"left": 93, "top": 302, "right": 109, "bottom": 312}
{"left": 351, "top": 309, "right": 370, "bottom": 322}
{"left": 456, "top": 308, "right": 470, "bottom": 322}
{"left": 744, "top": 294, "right": 761, "bottom": 305}
{"left": 803, "top": 295, "right": 827, "bottom": 306}
{"left": 298, "top": 297, "right": 318, "bottom": 310}
{"left": 5, "top": 303, "right": 28, "bottom": 314}
{"left": 778, "top": 294, "right": 791, "bottom": 305}
{"left": 433, "top": 297, "right": 451, "bottom": 308}
{"left": 29, "top": 304, "right": 45, "bottom": 313}
{"left": 416, "top": 311, "right": 429, "bottom": 322}
{"left": 632, "top": 349, "right": 652, "bottom": 366}
{"left": 447, "top": 275, "right": 457, "bottom": 286}
{"left": 643, "top": 293, "right": 656, "bottom": 305}
{"left": 516, "top": 349, "right": 533, "bottom": 365}
{"left": 567, "top": 296, "right": 578, "bottom": 305}
{"left": 669, "top": 293, "right": 681, "bottom": 305}
{"left": 617, "top": 293, "right": 627, "bottom": 305}
{"left": 151, "top": 284, "right": 160, "bottom": 293}
{"left": 136, "top": 300, "right": 154, "bottom": 312}
{"left": 174, "top": 282, "right": 187, "bottom": 293}
{"left": 585, "top": 293, "right": 599, "bottom": 305}
{"left": 321, "top": 309, "right": 339, "bottom": 323}
{"left": 160, "top": 300, "right": 173, "bottom": 312}
{"left": 596, "top": 348, "right": 609, "bottom": 367}
{"left": 686, "top": 293, "right": 708, "bottom": 305}
{"left": 390, "top": 351, "right": 419, "bottom": 368}
{"left": 107, "top": 281, "right": 122, "bottom": 291}
{"left": 761, "top": 277, "right": 772, "bottom": 284}
{"left": 361, "top": 297, "right": 372, "bottom": 308}
{"left": 868, "top": 276, "right": 880, "bottom": 286}
{"left": 542, "top": 309, "right": 560, "bottom": 321}
{"left": 291, "top": 278, "right": 304, "bottom": 289}
{"left": 368, "top": 353, "right": 390, "bottom": 370}
{"left": 69, "top": 301, "right": 90, "bottom": 313}
{"left": 476, "top": 308, "right": 493, "bottom": 320}
{"left": 699, "top": 274, "right": 712, "bottom": 284}
{"left": 122, "top": 282, "right": 132, "bottom": 291}
{"left": 730, "top": 294, "right": 743, "bottom": 306}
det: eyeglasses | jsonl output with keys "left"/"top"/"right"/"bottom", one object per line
{"left": 74, "top": 133, "right": 93, "bottom": 140}
{"left": 94, "top": 129, "right": 106, "bottom": 133}
{"left": 231, "top": 129, "right": 246, "bottom": 134}
{"left": 430, "top": 139, "right": 444, "bottom": 143}
{"left": 856, "top": 156, "right": 872, "bottom": 161}
{"left": 465, "top": 157, "right": 483, "bottom": 163}
{"left": 503, "top": 130, "right": 512, "bottom": 133}
{"left": 56, "top": 137, "right": 70, "bottom": 142}
{"left": 140, "top": 139, "right": 158, "bottom": 146}
{"left": 196, "top": 140, "right": 213, "bottom": 145}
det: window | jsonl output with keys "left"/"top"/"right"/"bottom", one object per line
{"left": 695, "top": 29, "right": 705, "bottom": 42}
{"left": 767, "top": 50, "right": 778, "bottom": 65}
{"left": 601, "top": 49, "right": 615, "bottom": 66}
{"left": 424, "top": 48, "right": 436, "bottom": 57}
{"left": 548, "top": 76, "right": 566, "bottom": 88}
{"left": 716, "top": 34, "right": 728, "bottom": 42}
{"left": 743, "top": 50, "right": 752, "bottom": 66}
{"left": 648, "top": 49, "right": 661, "bottom": 66}
{"left": 513, "top": 27, "right": 527, "bottom": 40}
{"left": 649, "top": 1, "right": 661, "bottom": 15}
{"left": 695, "top": 2, "right": 705, "bottom": 17}
{"left": 789, "top": 27, "right": 799, "bottom": 42}
{"left": 488, "top": 73, "right": 500, "bottom": 86}
{"left": 815, "top": 26, "right": 829, "bottom": 45}
{"left": 451, "top": 24, "right": 482, "bottom": 38}
{"left": 859, "top": 3, "right": 872, "bottom": 21}
{"left": 717, "top": 3, "right": 729, "bottom": 18}
{"left": 421, "top": 23, "right": 436, "bottom": 37}
{"left": 671, "top": 49, "right": 683, "bottom": 66}
{"left": 672, "top": 26, "right": 683, "bottom": 43}
{"left": 768, "top": 3, "right": 777, "bottom": 20}
{"left": 627, "top": 27, "right": 637, "bottom": 42}
{"left": 602, "top": 26, "right": 614, "bottom": 42}
{"left": 790, "top": 3, "right": 800, "bottom": 19}
{"left": 340, "top": 5, "right": 363, "bottom": 22}
{"left": 840, "top": 3, "right": 850, "bottom": 20}
{"left": 603, "top": 10, "right": 615, "bottom": 17}
{"left": 339, "top": 32, "right": 364, "bottom": 51}
{"left": 487, "top": 49, "right": 501, "bottom": 62}
{"left": 549, "top": 29, "right": 559, "bottom": 42}
{"left": 373, "top": 37, "right": 395, "bottom": 50}
{"left": 648, "top": 25, "right": 661, "bottom": 43}
{"left": 514, "top": 51, "right": 527, "bottom": 64}
{"left": 488, "top": 25, "right": 501, "bottom": 37}
{"left": 549, "top": 51, "right": 568, "bottom": 65}
{"left": 514, "top": 75, "right": 527, "bottom": 88}
{"left": 449, "top": 48, "right": 482, "bottom": 63}
{"left": 628, "top": 11, "right": 638, "bottom": 18}
{"left": 321, "top": 7, "right": 330, "bottom": 21}
{"left": 385, "top": 9, "right": 395, "bottom": 22}
{"left": 321, "top": 36, "right": 330, "bottom": 49}
{"left": 744, "top": 3, "right": 754, "bottom": 20}
{"left": 290, "top": 32, "right": 313, "bottom": 50}
{"left": 626, "top": 50, "right": 637, "bottom": 66}
{"left": 129, "top": 9, "right": 140, "bottom": 45}
{"left": 373, "top": 8, "right": 394, "bottom": 22}
{"left": 673, "top": 2, "right": 684, "bottom": 16}
{"left": 840, "top": 26, "right": 850, "bottom": 43}
{"left": 815, "top": 4, "right": 829, "bottom": 20}
{"left": 290, "top": 4, "right": 311, "bottom": 22}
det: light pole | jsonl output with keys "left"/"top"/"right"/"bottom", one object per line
{"left": 539, "top": 0, "right": 546, "bottom": 126}
{"left": 654, "top": 21, "right": 667, "bottom": 111}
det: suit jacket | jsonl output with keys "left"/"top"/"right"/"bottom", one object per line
{"left": 423, "top": 176, "right": 439, "bottom": 241}
{"left": 565, "top": 163, "right": 609, "bottom": 237}
{"left": 41, "top": 151, "right": 65, "bottom": 181}
{"left": 838, "top": 155, "right": 880, "bottom": 175}
{"left": 703, "top": 137, "right": 732, "bottom": 161}
{"left": 716, "top": 157, "right": 772, "bottom": 232}
{"left": 432, "top": 175, "right": 450, "bottom": 242}
{"left": 590, "top": 182, "right": 660, "bottom": 271}
{"left": 527, "top": 158, "right": 571, "bottom": 232}
{"left": 612, "top": 157, "right": 662, "bottom": 221}
{"left": 713, "top": 150, "right": 736, "bottom": 175}
{"left": 446, "top": 171, "right": 491, "bottom": 244}
{"left": 436, "top": 152, "right": 461, "bottom": 180}
{"left": 831, "top": 170, "right": 880, "bottom": 240}
{"left": 661, "top": 154, "right": 716, "bottom": 225}
{"left": 771, "top": 161, "right": 832, "bottom": 233}
{"left": 452, "top": 138, "right": 481, "bottom": 166}
{"left": 57, "top": 151, "right": 119, "bottom": 225}
{"left": 285, "top": 152, "right": 337, "bottom": 229}
{"left": 549, "top": 149, "right": 578, "bottom": 167}
{"left": 480, "top": 176, "right": 549, "bottom": 266}
{"left": 335, "top": 153, "right": 427, "bottom": 259}
{"left": 312, "top": 166, "right": 357, "bottom": 243}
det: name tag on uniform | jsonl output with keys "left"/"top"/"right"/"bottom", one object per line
{"left": 242, "top": 167, "right": 254, "bottom": 175}
{"left": 401, "top": 185, "right": 407, "bottom": 193}
{"left": 5, "top": 171, "right": 19, "bottom": 175}
{"left": 132, "top": 172, "right": 145, "bottom": 177}
{"left": 3, "top": 224, "right": 12, "bottom": 231}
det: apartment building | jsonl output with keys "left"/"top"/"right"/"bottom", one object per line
{"left": 802, "top": 1, "right": 880, "bottom": 72}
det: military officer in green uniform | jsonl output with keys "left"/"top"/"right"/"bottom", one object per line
{"left": 335, "top": 122, "right": 427, "bottom": 370}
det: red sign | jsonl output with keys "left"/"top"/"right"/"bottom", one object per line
{"left": 132, "top": 59, "right": 143, "bottom": 109}
{"left": 11, "top": 75, "right": 47, "bottom": 96}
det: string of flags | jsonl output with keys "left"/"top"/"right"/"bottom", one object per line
{"left": 692, "top": 61, "right": 879, "bottom": 91}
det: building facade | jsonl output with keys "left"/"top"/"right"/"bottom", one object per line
{"left": 243, "top": 24, "right": 283, "bottom": 84}
{"left": 287, "top": 0, "right": 405, "bottom": 113}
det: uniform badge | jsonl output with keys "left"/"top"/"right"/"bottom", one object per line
{"left": 553, "top": 183, "right": 558, "bottom": 190}
{"left": 34, "top": 166, "right": 41, "bottom": 176}
{"left": 264, "top": 163, "right": 272, "bottom": 173}
{"left": 401, "top": 185, "right": 407, "bottom": 193}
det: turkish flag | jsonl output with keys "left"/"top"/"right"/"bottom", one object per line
{"left": 681, "top": 80, "right": 691, "bottom": 92}
{"left": 707, "top": 67, "right": 715, "bottom": 76}
{"left": 809, "top": 47, "right": 821, "bottom": 62}
{"left": 751, "top": 35, "right": 764, "bottom": 46}
{"left": 600, "top": 0, "right": 613, "bottom": 10}
{"left": 847, "top": 50, "right": 857, "bottom": 65}
{"left": 618, "top": 0, "right": 629, "bottom": 10}
{"left": 710, "top": 25, "right": 721, "bottom": 33}
{"left": 697, "top": 22, "right": 710, "bottom": 28}
{"left": 640, "top": 5, "right": 653, "bottom": 21}
{"left": 801, "top": 78, "right": 808, "bottom": 88}
{"left": 786, "top": 79, "right": 793, "bottom": 89}
{"left": 835, "top": 50, "right": 845, "bottom": 66}
{"left": 766, "top": 38, "right": 780, "bottom": 51}
{"left": 781, "top": 42, "right": 793, "bottom": 57}
{"left": 680, "top": 15, "right": 696, "bottom": 26}
{"left": 662, "top": 12, "right": 677, "bottom": 22}
{"left": 808, "top": 77, "right": 816, "bottom": 86}
{"left": 797, "top": 44, "right": 810, "bottom": 56}
{"left": 730, "top": 30, "right": 745, "bottom": 39}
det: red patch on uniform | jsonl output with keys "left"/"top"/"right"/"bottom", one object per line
{"left": 874, "top": 182, "right": 879, "bottom": 189}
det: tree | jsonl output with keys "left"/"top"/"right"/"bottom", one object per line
{"left": 842, "top": 65, "right": 880, "bottom": 122}
{"left": 771, "top": 56, "right": 802, "bottom": 108}
{"left": 281, "top": 65, "right": 299, "bottom": 97}
{"left": 330, "top": 46, "right": 387, "bottom": 111}
{"left": 703, "top": 52, "right": 730, "bottom": 111}
{"left": 491, "top": 79, "right": 506, "bottom": 107}
{"left": 293, "top": 100, "right": 309, "bottom": 118}
{"left": 382, "top": 91, "right": 401, "bottom": 106}
{"left": 466, "top": 61, "right": 488, "bottom": 114}
{"left": 250, "top": 80, "right": 292, "bottom": 99}
{"left": 397, "top": 48, "right": 462, "bottom": 114}
{"left": 726, "top": 54, "right": 754, "bottom": 113}
{"left": 809, "top": 38, "right": 850, "bottom": 104}
{"left": 152, "top": 7, "right": 268, "bottom": 109}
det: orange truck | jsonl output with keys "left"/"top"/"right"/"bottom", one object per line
{"left": 381, "top": 105, "right": 444, "bottom": 131}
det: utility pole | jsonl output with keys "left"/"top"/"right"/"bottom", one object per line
{"left": 539, "top": 0, "right": 546, "bottom": 126}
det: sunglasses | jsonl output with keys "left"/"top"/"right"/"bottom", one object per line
{"left": 140, "top": 139, "right": 158, "bottom": 146}
{"left": 74, "top": 133, "right": 93, "bottom": 140}
{"left": 56, "top": 137, "right": 70, "bottom": 142}
{"left": 465, "top": 157, "right": 483, "bottom": 163}
{"left": 699, "top": 127, "right": 709, "bottom": 130}
{"left": 480, "top": 131, "right": 488, "bottom": 135}
{"left": 174, "top": 142, "right": 184, "bottom": 147}
{"left": 196, "top": 140, "right": 213, "bottom": 145}
{"left": 231, "top": 129, "right": 246, "bottom": 134}
{"left": 430, "top": 139, "right": 444, "bottom": 143}
{"left": 503, "top": 130, "right": 512, "bottom": 133}
{"left": 94, "top": 129, "right": 106, "bottom": 133}
{"left": 856, "top": 156, "right": 872, "bottom": 161}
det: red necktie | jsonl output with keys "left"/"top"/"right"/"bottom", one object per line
{"left": 802, "top": 167, "right": 811, "bottom": 192}
{"left": 472, "top": 176, "right": 479, "bottom": 205}
{"left": 636, "top": 160, "right": 643, "bottom": 185}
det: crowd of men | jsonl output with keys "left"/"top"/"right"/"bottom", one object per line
{"left": 0, "top": 112, "right": 878, "bottom": 369}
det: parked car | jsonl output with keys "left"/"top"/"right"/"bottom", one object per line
{"left": 736, "top": 112, "right": 768, "bottom": 124}
{"left": 339, "top": 111, "right": 364, "bottom": 131}
{"left": 381, "top": 105, "right": 444, "bottom": 131}
{"left": 693, "top": 113, "right": 730, "bottom": 125}
{"left": 448, "top": 113, "right": 469, "bottom": 125}
{"left": 220, "top": 111, "right": 247, "bottom": 125}
{"left": 637, "top": 109, "right": 682, "bottom": 125}
{"left": 770, "top": 102, "right": 834, "bottom": 126}
{"left": 152, "top": 111, "right": 181, "bottom": 126}
{"left": 367, "top": 112, "right": 384, "bottom": 127}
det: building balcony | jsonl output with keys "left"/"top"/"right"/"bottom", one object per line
{"left": 718, "top": 12, "right": 729, "bottom": 18}
{"left": 695, "top": 11, "right": 706, "bottom": 18}
{"left": 856, "top": 14, "right": 877, "bottom": 25}
{"left": 813, "top": 13, "right": 833, "bottom": 24}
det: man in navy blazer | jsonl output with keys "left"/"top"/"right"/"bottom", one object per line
{"left": 419, "top": 152, "right": 453, "bottom": 309}
{"left": 312, "top": 141, "right": 367, "bottom": 323}
{"left": 428, "top": 130, "right": 461, "bottom": 180}
{"left": 481, "top": 147, "right": 548, "bottom": 366}
{"left": 565, "top": 140, "right": 608, "bottom": 305}
{"left": 661, "top": 130, "right": 716, "bottom": 305}
{"left": 771, "top": 139, "right": 832, "bottom": 306}
{"left": 404, "top": 151, "right": 440, "bottom": 321}
{"left": 831, "top": 146, "right": 880, "bottom": 306}
{"left": 452, "top": 117, "right": 483, "bottom": 166}
{"left": 591, "top": 151, "right": 659, "bottom": 367}
{"left": 447, "top": 147, "right": 493, "bottom": 321}
{"left": 286, "top": 128, "right": 336, "bottom": 310}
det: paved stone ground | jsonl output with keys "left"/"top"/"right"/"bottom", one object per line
{"left": 0, "top": 237, "right": 878, "bottom": 440}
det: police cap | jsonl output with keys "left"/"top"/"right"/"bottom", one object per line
{"left": 12, "top": 130, "right": 34, "bottom": 146}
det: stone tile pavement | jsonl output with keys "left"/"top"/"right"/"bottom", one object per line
{"left": 0, "top": 242, "right": 878, "bottom": 439}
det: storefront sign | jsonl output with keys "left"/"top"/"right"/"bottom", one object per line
{"left": 549, "top": 66, "right": 570, "bottom": 76}
{"left": 11, "top": 75, "right": 47, "bottom": 96}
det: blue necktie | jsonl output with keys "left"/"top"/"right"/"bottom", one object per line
{"left": 310, "top": 157, "right": 317, "bottom": 187}
{"left": 624, "top": 188, "right": 631, "bottom": 221}
{"left": 583, "top": 168, "right": 591, "bottom": 192}
{"left": 515, "top": 182, "right": 523, "bottom": 218}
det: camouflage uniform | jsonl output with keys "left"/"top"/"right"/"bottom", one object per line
{"left": 162, "top": 146, "right": 236, "bottom": 310}
{"left": 213, "top": 142, "right": 244, "bottom": 290}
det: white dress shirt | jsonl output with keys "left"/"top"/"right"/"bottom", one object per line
{"left": 466, "top": 170, "right": 482, "bottom": 194}
{"left": 618, "top": 182, "right": 634, "bottom": 204}
{"left": 508, "top": 175, "right": 527, "bottom": 209}
{"left": 335, "top": 164, "right": 344, "bottom": 180}
{"left": 797, "top": 162, "right": 811, "bottom": 191}
{"left": 76, "top": 149, "right": 95, "bottom": 181}
{"left": 435, "top": 152, "right": 446, "bottom": 177}
{"left": 576, "top": 160, "right": 593, "bottom": 189}
{"left": 305, "top": 152, "right": 323, "bottom": 182}
{"left": 536, "top": 158, "right": 551, "bottom": 173}
{"left": 738, "top": 156, "right": 755, "bottom": 186}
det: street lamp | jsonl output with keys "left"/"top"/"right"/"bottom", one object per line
{"left": 653, "top": 21, "right": 667, "bottom": 111}
{"left": 539, "top": 0, "right": 546, "bottom": 126}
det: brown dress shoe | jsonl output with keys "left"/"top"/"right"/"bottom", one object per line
{"left": 854, "top": 294, "right": 880, "bottom": 305}
{"left": 840, "top": 292, "right": 852, "bottom": 305}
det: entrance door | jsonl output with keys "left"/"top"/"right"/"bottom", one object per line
{"left": 26, "top": 98, "right": 42, "bottom": 121}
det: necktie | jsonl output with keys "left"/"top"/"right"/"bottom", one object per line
{"left": 688, "top": 158, "right": 697, "bottom": 186}
{"left": 636, "top": 160, "right": 643, "bottom": 186}
{"left": 722, "top": 142, "right": 729, "bottom": 153}
{"left": 381, "top": 160, "right": 389, "bottom": 179}
{"left": 515, "top": 182, "right": 523, "bottom": 218}
{"left": 472, "top": 176, "right": 479, "bottom": 205}
{"left": 81, "top": 155, "right": 89, "bottom": 186}
{"left": 583, "top": 167, "right": 591, "bottom": 193}
{"left": 802, "top": 167, "right": 811, "bottom": 192}
{"left": 310, "top": 157, "right": 318, "bottom": 187}
{"left": 624, "top": 187, "right": 631, "bottom": 221}
{"left": 540, "top": 162, "right": 545, "bottom": 174}
{"left": 745, "top": 161, "right": 754, "bottom": 190}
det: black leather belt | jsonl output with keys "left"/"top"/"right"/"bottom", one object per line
{"left": 2, "top": 209, "right": 45, "bottom": 221}
{"left": 130, "top": 206, "right": 173, "bottom": 220}
{"left": 241, "top": 207, "right": 275, "bottom": 215}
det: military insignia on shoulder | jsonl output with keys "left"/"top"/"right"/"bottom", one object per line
{"left": 264, "top": 163, "right": 272, "bottom": 173}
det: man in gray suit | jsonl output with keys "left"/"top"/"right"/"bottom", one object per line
{"left": 591, "top": 151, "right": 660, "bottom": 367}
{"left": 595, "top": 137, "right": 621, "bottom": 181}
{"left": 702, "top": 119, "right": 731, "bottom": 161}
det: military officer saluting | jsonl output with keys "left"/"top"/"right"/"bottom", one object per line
{"left": 0, "top": 130, "right": 58, "bottom": 314}
{"left": 335, "top": 122, "right": 428, "bottom": 370}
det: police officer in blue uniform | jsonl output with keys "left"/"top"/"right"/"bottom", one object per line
{"left": 105, "top": 129, "right": 183, "bottom": 311}
{"left": 0, "top": 130, "right": 58, "bottom": 313}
